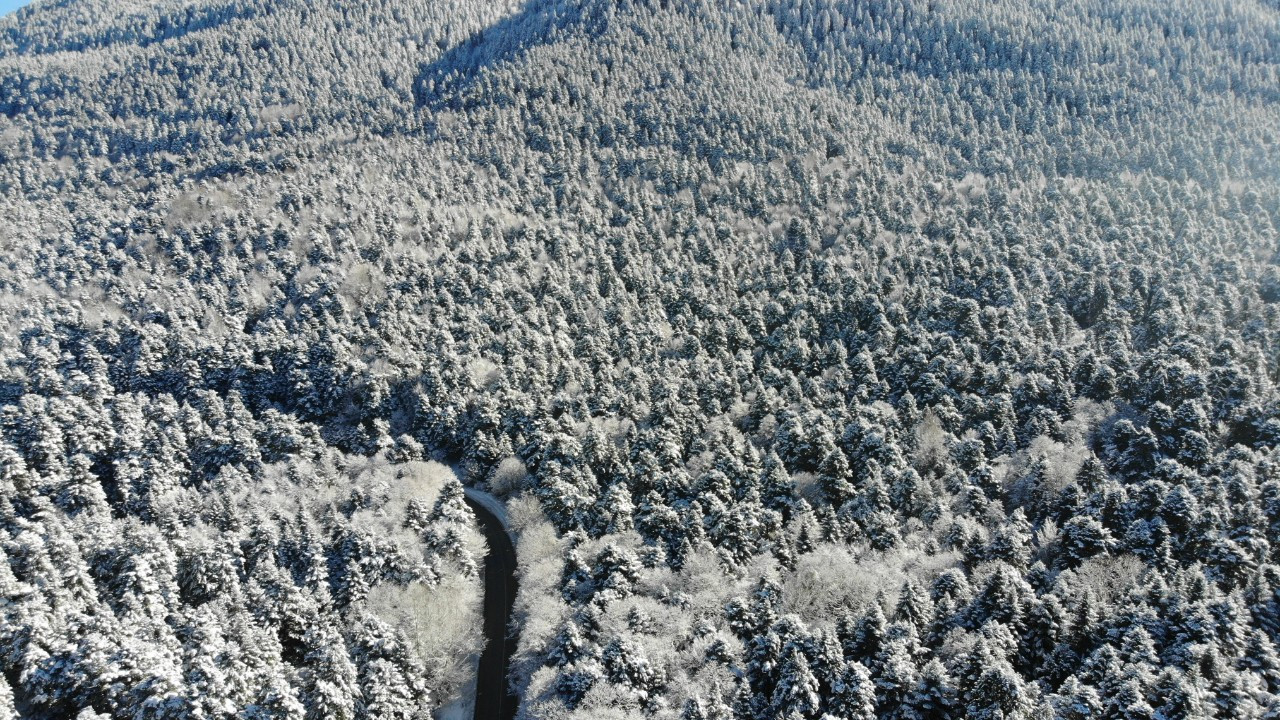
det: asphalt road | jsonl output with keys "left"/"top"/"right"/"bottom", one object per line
{"left": 464, "top": 495, "right": 520, "bottom": 720}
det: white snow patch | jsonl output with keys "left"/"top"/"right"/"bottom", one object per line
{"left": 463, "top": 486, "right": 512, "bottom": 536}
{"left": 433, "top": 671, "right": 478, "bottom": 720}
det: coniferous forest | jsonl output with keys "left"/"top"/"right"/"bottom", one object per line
{"left": 1, "top": 0, "right": 1279, "bottom": 718}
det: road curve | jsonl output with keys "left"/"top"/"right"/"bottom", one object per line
{"left": 463, "top": 494, "right": 520, "bottom": 720}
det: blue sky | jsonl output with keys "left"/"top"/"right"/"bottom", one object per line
{"left": 1, "top": 0, "right": 30, "bottom": 17}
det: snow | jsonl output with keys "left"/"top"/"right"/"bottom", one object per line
{"left": 463, "top": 486, "right": 513, "bottom": 536}
{"left": 433, "top": 673, "right": 478, "bottom": 720}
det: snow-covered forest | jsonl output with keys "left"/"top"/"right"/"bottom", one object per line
{"left": 1, "top": 0, "right": 1279, "bottom": 717}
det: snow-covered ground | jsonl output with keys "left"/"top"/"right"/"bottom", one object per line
{"left": 463, "top": 486, "right": 513, "bottom": 534}
{"left": 433, "top": 674, "right": 477, "bottom": 720}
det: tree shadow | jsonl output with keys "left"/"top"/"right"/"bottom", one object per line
{"left": 412, "top": 0, "right": 616, "bottom": 111}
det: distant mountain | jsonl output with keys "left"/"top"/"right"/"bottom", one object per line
{"left": 1, "top": 0, "right": 1278, "bottom": 718}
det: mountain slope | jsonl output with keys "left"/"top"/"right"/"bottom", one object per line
{"left": 1, "top": 0, "right": 1279, "bottom": 718}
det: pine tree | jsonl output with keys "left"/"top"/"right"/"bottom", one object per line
{"left": 761, "top": 451, "right": 797, "bottom": 518}
{"left": 682, "top": 695, "right": 710, "bottom": 720}
{"left": 58, "top": 453, "right": 108, "bottom": 517}
{"left": 1103, "top": 678, "right": 1156, "bottom": 720}
{"left": 843, "top": 602, "right": 887, "bottom": 665}
{"left": 357, "top": 659, "right": 418, "bottom": 720}
{"left": 900, "top": 659, "right": 956, "bottom": 720}
{"left": 1241, "top": 630, "right": 1280, "bottom": 694}
{"left": 243, "top": 673, "right": 306, "bottom": 720}
{"left": 772, "top": 646, "right": 821, "bottom": 720}
{"left": 1151, "top": 667, "right": 1210, "bottom": 720}
{"left": 987, "top": 509, "right": 1034, "bottom": 570}
{"left": 598, "top": 483, "right": 635, "bottom": 534}
{"left": 1046, "top": 676, "right": 1102, "bottom": 720}
{"left": 1058, "top": 516, "right": 1112, "bottom": 568}
{"left": 826, "top": 662, "right": 876, "bottom": 720}
{"left": 873, "top": 633, "right": 920, "bottom": 719}
{"left": 300, "top": 626, "right": 359, "bottom": 720}
{"left": 894, "top": 580, "right": 933, "bottom": 630}
{"left": 430, "top": 476, "right": 470, "bottom": 525}
{"left": 591, "top": 544, "right": 642, "bottom": 605}
{"left": 796, "top": 511, "right": 818, "bottom": 555}
{"left": 602, "top": 637, "right": 664, "bottom": 705}
{"left": 556, "top": 665, "right": 601, "bottom": 709}
{"left": 0, "top": 674, "right": 15, "bottom": 720}
{"left": 966, "top": 665, "right": 1032, "bottom": 720}
{"left": 350, "top": 613, "right": 427, "bottom": 720}
{"left": 548, "top": 621, "right": 591, "bottom": 667}
{"left": 742, "top": 627, "right": 784, "bottom": 718}
{"left": 818, "top": 448, "right": 855, "bottom": 508}
{"left": 1019, "top": 595, "right": 1067, "bottom": 676}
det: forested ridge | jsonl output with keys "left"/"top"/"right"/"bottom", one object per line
{"left": 0, "top": 0, "right": 1278, "bottom": 718}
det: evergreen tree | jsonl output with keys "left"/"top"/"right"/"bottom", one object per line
{"left": 966, "top": 665, "right": 1032, "bottom": 720}
{"left": 1, "top": 0, "right": 1279, "bottom": 716}
{"left": 244, "top": 674, "right": 306, "bottom": 720}
{"left": 300, "top": 627, "right": 359, "bottom": 720}
{"left": 826, "top": 662, "right": 876, "bottom": 720}
{"left": 900, "top": 659, "right": 956, "bottom": 720}
{"left": 1058, "top": 516, "right": 1112, "bottom": 568}
{"left": 1151, "top": 667, "right": 1210, "bottom": 720}
{"left": 772, "top": 646, "right": 821, "bottom": 720}
{"left": 873, "top": 633, "right": 920, "bottom": 719}
{"left": 602, "top": 638, "right": 664, "bottom": 706}
{"left": 0, "top": 675, "right": 14, "bottom": 720}
{"left": 894, "top": 580, "right": 933, "bottom": 630}
{"left": 1046, "top": 677, "right": 1102, "bottom": 720}
{"left": 358, "top": 659, "right": 418, "bottom": 720}
{"left": 555, "top": 665, "right": 601, "bottom": 710}
{"left": 1103, "top": 678, "right": 1156, "bottom": 720}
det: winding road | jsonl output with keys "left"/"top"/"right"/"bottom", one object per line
{"left": 463, "top": 492, "right": 520, "bottom": 720}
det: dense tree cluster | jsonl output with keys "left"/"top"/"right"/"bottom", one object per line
{"left": 1, "top": 0, "right": 1279, "bottom": 717}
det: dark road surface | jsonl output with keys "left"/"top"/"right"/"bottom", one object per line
{"left": 464, "top": 496, "right": 520, "bottom": 720}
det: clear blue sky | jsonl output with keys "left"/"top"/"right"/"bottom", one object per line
{"left": 1, "top": 0, "right": 30, "bottom": 17}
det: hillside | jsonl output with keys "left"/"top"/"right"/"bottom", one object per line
{"left": 1, "top": 0, "right": 1279, "bottom": 718}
